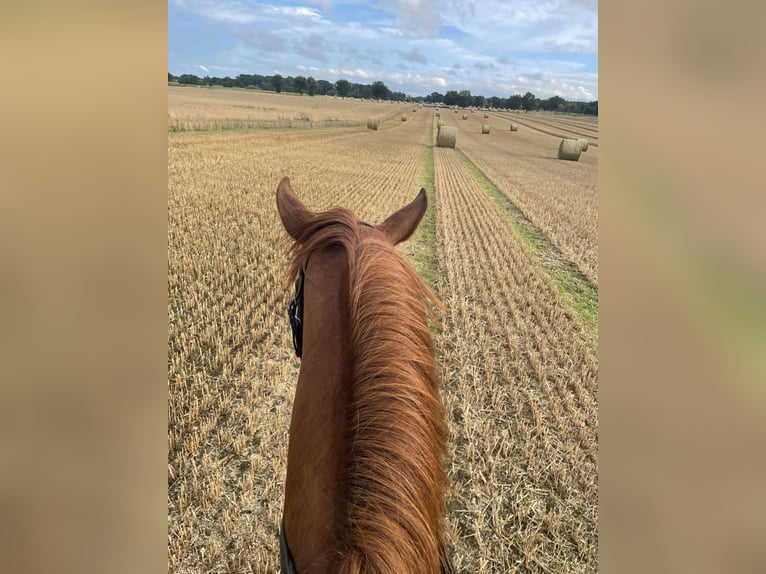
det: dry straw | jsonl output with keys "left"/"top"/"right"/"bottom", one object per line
{"left": 437, "top": 126, "right": 457, "bottom": 148}
{"left": 510, "top": 123, "right": 518, "bottom": 131}
{"left": 367, "top": 117, "right": 379, "bottom": 130}
{"left": 462, "top": 114, "right": 468, "bottom": 120}
{"left": 484, "top": 113, "right": 489, "bottom": 118}
{"left": 558, "top": 138, "right": 582, "bottom": 161}
{"left": 482, "top": 124, "right": 491, "bottom": 134}
{"left": 401, "top": 115, "right": 407, "bottom": 121}
{"left": 578, "top": 138, "right": 589, "bottom": 152}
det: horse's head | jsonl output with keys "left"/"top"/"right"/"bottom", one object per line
{"left": 276, "top": 175, "right": 427, "bottom": 248}
{"left": 275, "top": 176, "right": 450, "bottom": 574}
{"left": 276, "top": 175, "right": 428, "bottom": 359}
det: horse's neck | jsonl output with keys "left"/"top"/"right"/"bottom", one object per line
{"left": 283, "top": 246, "right": 351, "bottom": 573}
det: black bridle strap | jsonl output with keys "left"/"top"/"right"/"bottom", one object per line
{"left": 288, "top": 267, "right": 305, "bottom": 358}
{"left": 280, "top": 519, "right": 297, "bottom": 574}
{"left": 287, "top": 222, "right": 372, "bottom": 360}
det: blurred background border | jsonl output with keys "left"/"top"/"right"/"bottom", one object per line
{"left": 0, "top": 1, "right": 763, "bottom": 572}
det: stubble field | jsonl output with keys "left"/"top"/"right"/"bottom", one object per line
{"left": 168, "top": 87, "right": 598, "bottom": 573}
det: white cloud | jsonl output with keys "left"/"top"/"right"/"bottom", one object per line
{"left": 196, "top": 64, "right": 210, "bottom": 73}
{"left": 170, "top": 0, "right": 597, "bottom": 99}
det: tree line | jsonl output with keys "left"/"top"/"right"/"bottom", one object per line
{"left": 168, "top": 72, "right": 597, "bottom": 115}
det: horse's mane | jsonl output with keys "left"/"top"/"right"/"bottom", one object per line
{"left": 287, "top": 207, "right": 449, "bottom": 574}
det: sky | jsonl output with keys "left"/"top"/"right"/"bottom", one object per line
{"left": 168, "top": 0, "right": 598, "bottom": 101}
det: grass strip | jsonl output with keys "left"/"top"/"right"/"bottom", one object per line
{"left": 455, "top": 149, "right": 598, "bottom": 334}
{"left": 412, "top": 117, "right": 438, "bottom": 290}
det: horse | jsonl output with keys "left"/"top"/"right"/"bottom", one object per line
{"left": 276, "top": 176, "right": 452, "bottom": 574}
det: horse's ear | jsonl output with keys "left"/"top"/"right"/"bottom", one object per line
{"left": 377, "top": 188, "right": 427, "bottom": 245}
{"left": 276, "top": 177, "right": 314, "bottom": 241}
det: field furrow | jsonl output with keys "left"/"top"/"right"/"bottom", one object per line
{"left": 451, "top": 115, "right": 599, "bottom": 286}
{"left": 169, "top": 90, "right": 598, "bottom": 574}
{"left": 490, "top": 112, "right": 599, "bottom": 146}
{"left": 433, "top": 144, "right": 598, "bottom": 573}
{"left": 168, "top": 111, "right": 434, "bottom": 573}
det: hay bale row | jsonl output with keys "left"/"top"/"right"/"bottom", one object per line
{"left": 367, "top": 117, "right": 379, "bottom": 130}
{"left": 481, "top": 124, "right": 491, "bottom": 134}
{"left": 558, "top": 138, "right": 582, "bottom": 161}
{"left": 436, "top": 126, "right": 457, "bottom": 148}
{"left": 510, "top": 123, "right": 518, "bottom": 131}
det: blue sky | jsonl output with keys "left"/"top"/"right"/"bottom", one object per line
{"left": 168, "top": 0, "right": 598, "bottom": 101}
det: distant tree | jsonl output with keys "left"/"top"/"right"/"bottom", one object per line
{"left": 543, "top": 95, "right": 565, "bottom": 111}
{"left": 443, "top": 90, "right": 459, "bottom": 106}
{"left": 236, "top": 74, "right": 256, "bottom": 88}
{"left": 522, "top": 91, "right": 538, "bottom": 111}
{"left": 294, "top": 76, "right": 308, "bottom": 94}
{"left": 168, "top": 72, "right": 176, "bottom": 82}
{"left": 371, "top": 80, "right": 390, "bottom": 100}
{"left": 316, "top": 79, "right": 332, "bottom": 95}
{"left": 428, "top": 91, "right": 444, "bottom": 104}
{"left": 507, "top": 94, "right": 523, "bottom": 109}
{"left": 488, "top": 96, "right": 504, "bottom": 108}
{"left": 178, "top": 74, "right": 202, "bottom": 85}
{"left": 473, "top": 95, "right": 486, "bottom": 108}
{"left": 355, "top": 84, "right": 372, "bottom": 99}
{"left": 457, "top": 90, "right": 472, "bottom": 107}
{"left": 306, "top": 76, "right": 317, "bottom": 96}
{"left": 272, "top": 74, "right": 284, "bottom": 93}
{"left": 335, "top": 79, "right": 351, "bottom": 98}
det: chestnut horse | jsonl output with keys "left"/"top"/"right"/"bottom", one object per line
{"left": 276, "top": 177, "right": 452, "bottom": 574}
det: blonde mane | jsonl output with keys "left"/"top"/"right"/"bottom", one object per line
{"left": 287, "top": 207, "right": 449, "bottom": 573}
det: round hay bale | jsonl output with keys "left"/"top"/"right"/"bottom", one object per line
{"left": 510, "top": 123, "right": 518, "bottom": 131}
{"left": 436, "top": 126, "right": 457, "bottom": 148}
{"left": 558, "top": 138, "right": 582, "bottom": 161}
{"left": 462, "top": 113, "right": 468, "bottom": 120}
{"left": 484, "top": 113, "right": 489, "bottom": 118}
{"left": 401, "top": 115, "right": 407, "bottom": 121}
{"left": 367, "top": 117, "right": 379, "bottom": 130}
{"left": 578, "top": 138, "right": 589, "bottom": 152}
{"left": 481, "top": 124, "right": 490, "bottom": 134}
{"left": 435, "top": 111, "right": 440, "bottom": 117}
{"left": 454, "top": 109, "right": 458, "bottom": 113}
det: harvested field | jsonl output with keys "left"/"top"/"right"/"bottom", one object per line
{"left": 168, "top": 88, "right": 598, "bottom": 573}
{"left": 433, "top": 141, "right": 597, "bottom": 573}
{"left": 496, "top": 111, "right": 598, "bottom": 147}
{"left": 168, "top": 85, "right": 409, "bottom": 132}
{"left": 454, "top": 110, "right": 598, "bottom": 286}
